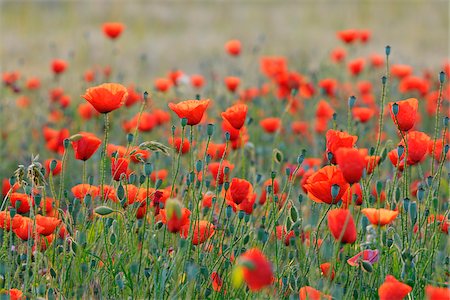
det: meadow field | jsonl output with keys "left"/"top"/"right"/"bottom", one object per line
{"left": 0, "top": 1, "right": 449, "bottom": 299}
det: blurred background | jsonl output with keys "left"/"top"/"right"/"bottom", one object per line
{"left": 1, "top": 0, "right": 448, "bottom": 77}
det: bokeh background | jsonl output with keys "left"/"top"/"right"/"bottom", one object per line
{"left": 0, "top": 0, "right": 449, "bottom": 177}
{"left": 1, "top": 0, "right": 449, "bottom": 77}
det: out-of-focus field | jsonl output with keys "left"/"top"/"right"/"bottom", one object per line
{"left": 1, "top": 1, "right": 448, "bottom": 78}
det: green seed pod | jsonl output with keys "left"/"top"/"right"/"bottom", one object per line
{"left": 181, "top": 118, "right": 188, "bottom": 127}
{"left": 207, "top": 123, "right": 215, "bottom": 136}
{"left": 94, "top": 206, "right": 114, "bottom": 217}
{"left": 409, "top": 202, "right": 417, "bottom": 225}
{"left": 110, "top": 232, "right": 116, "bottom": 245}
{"left": 361, "top": 261, "right": 373, "bottom": 272}
{"left": 290, "top": 205, "right": 299, "bottom": 222}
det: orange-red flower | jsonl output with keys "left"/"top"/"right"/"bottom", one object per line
{"left": 71, "top": 184, "right": 99, "bottom": 200}
{"left": 388, "top": 98, "right": 418, "bottom": 131}
{"left": 9, "top": 193, "right": 34, "bottom": 214}
{"left": 326, "top": 129, "right": 358, "bottom": 163}
{"left": 168, "top": 99, "right": 210, "bottom": 126}
{"left": 188, "top": 220, "right": 215, "bottom": 245}
{"left": 239, "top": 248, "right": 273, "bottom": 291}
{"left": 335, "top": 148, "right": 365, "bottom": 184}
{"left": 111, "top": 157, "right": 130, "bottom": 181}
{"left": 211, "top": 272, "right": 223, "bottom": 292}
{"left": 169, "top": 137, "right": 191, "bottom": 155}
{"left": 378, "top": 275, "right": 412, "bottom": 300}
{"left": 330, "top": 47, "right": 346, "bottom": 63}
{"left": 190, "top": 74, "right": 205, "bottom": 89}
{"left": 102, "top": 22, "right": 125, "bottom": 39}
{"left": 348, "top": 58, "right": 365, "bottom": 76}
{"left": 337, "top": 29, "right": 359, "bottom": 44}
{"left": 299, "top": 286, "right": 332, "bottom": 300}
{"left": 208, "top": 161, "right": 234, "bottom": 185}
{"left": 341, "top": 183, "right": 363, "bottom": 206}
{"left": 224, "top": 76, "right": 240, "bottom": 93}
{"left": 399, "top": 131, "right": 430, "bottom": 165}
{"left": 36, "top": 215, "right": 61, "bottom": 236}
{"left": 154, "top": 77, "right": 172, "bottom": 93}
{"left": 359, "top": 29, "right": 371, "bottom": 43}
{"left": 7, "top": 288, "right": 24, "bottom": 300}
{"left": 362, "top": 208, "right": 398, "bottom": 226}
{"left": 226, "top": 178, "right": 256, "bottom": 214}
{"left": 51, "top": 59, "right": 67, "bottom": 74}
{"left": 260, "top": 117, "right": 281, "bottom": 133}
{"left": 44, "top": 159, "right": 62, "bottom": 176}
{"left": 304, "top": 165, "right": 349, "bottom": 204}
{"left": 276, "top": 226, "right": 295, "bottom": 246}
{"left": 221, "top": 103, "right": 248, "bottom": 130}
{"left": 82, "top": 83, "right": 128, "bottom": 114}
{"left": 71, "top": 132, "right": 102, "bottom": 161}
{"left": 160, "top": 207, "right": 191, "bottom": 233}
{"left": 352, "top": 107, "right": 375, "bottom": 123}
{"left": 225, "top": 39, "right": 241, "bottom": 56}
{"left": 425, "top": 285, "right": 450, "bottom": 300}
{"left": 391, "top": 64, "right": 413, "bottom": 79}
{"left": 12, "top": 215, "right": 33, "bottom": 241}
{"left": 327, "top": 209, "right": 357, "bottom": 244}
{"left": 320, "top": 262, "right": 335, "bottom": 280}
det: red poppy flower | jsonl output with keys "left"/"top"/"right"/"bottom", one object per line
{"left": 347, "top": 249, "right": 380, "bottom": 267}
{"left": 185, "top": 220, "right": 215, "bottom": 245}
{"left": 168, "top": 99, "right": 210, "bottom": 126}
{"left": 335, "top": 148, "right": 365, "bottom": 184}
{"left": 208, "top": 161, "right": 234, "bottom": 185}
{"left": 378, "top": 275, "right": 412, "bottom": 300}
{"left": 362, "top": 208, "right": 398, "bottom": 226}
{"left": 78, "top": 102, "right": 99, "bottom": 120}
{"left": 399, "top": 76, "right": 429, "bottom": 96}
{"left": 348, "top": 58, "right": 365, "bottom": 76}
{"left": 44, "top": 159, "right": 62, "bottom": 176}
{"left": 44, "top": 127, "right": 69, "bottom": 155}
{"left": 318, "top": 79, "right": 338, "bottom": 97}
{"left": 299, "top": 286, "right": 332, "bottom": 300}
{"left": 327, "top": 209, "right": 357, "bottom": 243}
{"left": 12, "top": 215, "right": 34, "bottom": 241}
{"left": 352, "top": 107, "right": 375, "bottom": 123}
{"left": 359, "top": 29, "right": 371, "bottom": 43}
{"left": 224, "top": 76, "right": 240, "bottom": 93}
{"left": 389, "top": 98, "right": 419, "bottom": 131}
{"left": 425, "top": 285, "right": 450, "bottom": 300}
{"left": 221, "top": 103, "right": 248, "bottom": 130}
{"left": 239, "top": 248, "right": 273, "bottom": 291}
{"left": 341, "top": 183, "right": 363, "bottom": 206}
{"left": 71, "top": 184, "right": 99, "bottom": 200}
{"left": 211, "top": 272, "right": 223, "bottom": 292}
{"left": 82, "top": 83, "right": 128, "bottom": 114}
{"left": 0, "top": 211, "right": 12, "bottom": 230}
{"left": 337, "top": 29, "right": 359, "bottom": 44}
{"left": 304, "top": 165, "right": 349, "bottom": 204}
{"left": 102, "top": 22, "right": 125, "bottom": 39}
{"left": 206, "top": 142, "right": 227, "bottom": 160}
{"left": 398, "top": 131, "right": 430, "bottom": 165}
{"left": 7, "top": 288, "right": 24, "bottom": 300}
{"left": 226, "top": 178, "right": 256, "bottom": 214}
{"left": 125, "top": 85, "right": 142, "bottom": 107}
{"left": 2, "top": 179, "right": 19, "bottom": 197}
{"left": 260, "top": 117, "right": 281, "bottom": 133}
{"left": 36, "top": 215, "right": 61, "bottom": 236}
{"left": 9, "top": 193, "right": 34, "bottom": 214}
{"left": 391, "top": 64, "right": 413, "bottom": 79}
{"left": 370, "top": 53, "right": 384, "bottom": 68}
{"left": 260, "top": 56, "right": 287, "bottom": 78}
{"left": 330, "top": 47, "right": 346, "bottom": 63}
{"left": 160, "top": 202, "right": 191, "bottom": 233}
{"left": 168, "top": 70, "right": 184, "bottom": 86}
{"left": 111, "top": 157, "right": 129, "bottom": 181}
{"left": 154, "top": 77, "right": 172, "bottom": 93}
{"left": 71, "top": 132, "right": 102, "bottom": 161}
{"left": 320, "top": 262, "right": 335, "bottom": 280}
{"left": 169, "top": 137, "right": 190, "bottom": 155}
{"left": 84, "top": 70, "right": 95, "bottom": 83}
{"left": 427, "top": 215, "right": 449, "bottom": 234}
{"left": 225, "top": 39, "right": 241, "bottom": 56}
{"left": 51, "top": 59, "right": 67, "bottom": 74}
{"left": 190, "top": 74, "right": 205, "bottom": 89}
{"left": 326, "top": 129, "right": 358, "bottom": 164}
{"left": 26, "top": 77, "right": 40, "bottom": 90}
{"left": 276, "top": 225, "right": 295, "bottom": 246}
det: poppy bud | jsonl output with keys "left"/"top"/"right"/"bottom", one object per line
{"left": 127, "top": 133, "right": 134, "bottom": 144}
{"left": 144, "top": 163, "right": 152, "bottom": 176}
{"left": 348, "top": 95, "right": 356, "bottom": 108}
{"left": 95, "top": 206, "right": 114, "bottom": 216}
{"left": 207, "top": 123, "right": 215, "bottom": 136}
{"left": 290, "top": 205, "right": 298, "bottom": 222}
{"left": 226, "top": 206, "right": 233, "bottom": 218}
{"left": 403, "top": 198, "right": 410, "bottom": 213}
{"left": 416, "top": 187, "right": 425, "bottom": 202}
{"left": 444, "top": 116, "right": 449, "bottom": 127}
{"left": 331, "top": 184, "right": 340, "bottom": 200}
{"left": 392, "top": 103, "right": 399, "bottom": 116}
{"left": 382, "top": 76, "right": 387, "bottom": 85}
{"left": 225, "top": 132, "right": 230, "bottom": 141}
{"left": 63, "top": 138, "right": 70, "bottom": 149}
{"left": 196, "top": 160, "right": 203, "bottom": 173}
{"left": 143, "top": 91, "right": 148, "bottom": 101}
{"left": 361, "top": 261, "right": 373, "bottom": 272}
{"left": 439, "top": 71, "right": 446, "bottom": 84}
{"left": 397, "top": 145, "right": 404, "bottom": 159}
{"left": 444, "top": 144, "right": 449, "bottom": 155}
{"left": 297, "top": 154, "right": 304, "bottom": 165}
{"left": 385, "top": 45, "right": 391, "bottom": 56}
{"left": 427, "top": 176, "right": 433, "bottom": 187}
{"left": 409, "top": 202, "right": 417, "bottom": 225}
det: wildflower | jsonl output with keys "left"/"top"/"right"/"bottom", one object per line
{"left": 82, "top": 83, "right": 128, "bottom": 114}
{"left": 71, "top": 132, "right": 102, "bottom": 161}
{"left": 168, "top": 99, "right": 210, "bottom": 126}
{"left": 225, "top": 39, "right": 241, "bottom": 56}
{"left": 235, "top": 248, "right": 273, "bottom": 291}
{"left": 221, "top": 103, "right": 248, "bottom": 130}
{"left": 327, "top": 209, "right": 357, "bottom": 243}
{"left": 362, "top": 208, "right": 398, "bottom": 226}
{"left": 304, "top": 165, "right": 349, "bottom": 204}
{"left": 378, "top": 275, "right": 412, "bottom": 300}
{"left": 102, "top": 22, "right": 125, "bottom": 39}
